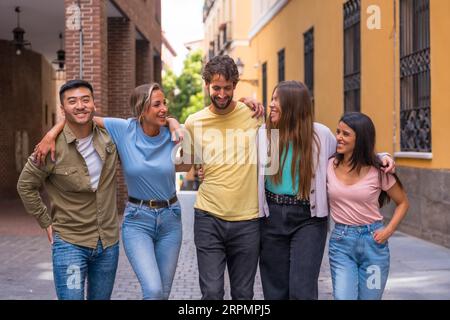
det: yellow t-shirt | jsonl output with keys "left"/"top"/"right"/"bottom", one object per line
{"left": 184, "top": 102, "right": 263, "bottom": 221}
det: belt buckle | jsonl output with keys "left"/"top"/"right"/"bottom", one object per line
{"left": 149, "top": 200, "right": 157, "bottom": 208}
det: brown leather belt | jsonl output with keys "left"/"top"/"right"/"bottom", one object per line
{"left": 128, "top": 195, "right": 178, "bottom": 209}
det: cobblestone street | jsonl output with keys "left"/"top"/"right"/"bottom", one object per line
{"left": 1, "top": 194, "right": 449, "bottom": 300}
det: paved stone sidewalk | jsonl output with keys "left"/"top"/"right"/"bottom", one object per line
{"left": 1, "top": 196, "right": 449, "bottom": 300}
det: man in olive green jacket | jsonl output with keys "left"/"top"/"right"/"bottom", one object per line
{"left": 17, "top": 80, "right": 119, "bottom": 300}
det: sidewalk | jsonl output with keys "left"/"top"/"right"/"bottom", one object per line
{"left": 0, "top": 195, "right": 449, "bottom": 300}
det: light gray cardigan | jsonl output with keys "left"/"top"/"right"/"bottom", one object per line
{"left": 257, "top": 122, "right": 336, "bottom": 218}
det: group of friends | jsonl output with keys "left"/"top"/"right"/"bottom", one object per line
{"left": 17, "top": 55, "right": 408, "bottom": 300}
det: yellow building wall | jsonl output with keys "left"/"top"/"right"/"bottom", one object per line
{"left": 204, "top": 0, "right": 256, "bottom": 100}
{"left": 231, "top": 0, "right": 252, "bottom": 39}
{"left": 249, "top": 0, "right": 344, "bottom": 133}
{"left": 230, "top": 0, "right": 257, "bottom": 100}
{"left": 363, "top": 0, "right": 450, "bottom": 169}
{"left": 426, "top": 0, "right": 450, "bottom": 169}
{"left": 314, "top": 1, "right": 345, "bottom": 132}
{"left": 249, "top": 0, "right": 450, "bottom": 169}
{"left": 233, "top": 45, "right": 258, "bottom": 99}
{"left": 360, "top": 0, "right": 396, "bottom": 159}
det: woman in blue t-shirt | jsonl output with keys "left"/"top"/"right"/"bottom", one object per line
{"left": 100, "top": 83, "right": 187, "bottom": 300}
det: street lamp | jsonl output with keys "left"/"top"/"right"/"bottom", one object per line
{"left": 235, "top": 57, "right": 259, "bottom": 86}
{"left": 52, "top": 33, "right": 66, "bottom": 71}
{"left": 12, "top": 7, "right": 31, "bottom": 55}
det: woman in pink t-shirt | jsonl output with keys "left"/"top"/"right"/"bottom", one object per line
{"left": 327, "top": 112, "right": 409, "bottom": 300}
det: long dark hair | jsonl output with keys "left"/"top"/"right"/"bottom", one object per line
{"left": 334, "top": 112, "right": 403, "bottom": 207}
{"left": 267, "top": 81, "right": 320, "bottom": 200}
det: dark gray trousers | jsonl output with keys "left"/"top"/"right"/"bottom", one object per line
{"left": 259, "top": 202, "right": 328, "bottom": 300}
{"left": 194, "top": 208, "right": 260, "bottom": 300}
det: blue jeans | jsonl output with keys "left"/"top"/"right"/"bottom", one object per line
{"left": 52, "top": 233, "right": 119, "bottom": 300}
{"left": 329, "top": 221, "right": 390, "bottom": 300}
{"left": 122, "top": 201, "right": 182, "bottom": 300}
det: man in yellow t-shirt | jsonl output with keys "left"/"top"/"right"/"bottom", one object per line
{"left": 183, "top": 55, "right": 263, "bottom": 300}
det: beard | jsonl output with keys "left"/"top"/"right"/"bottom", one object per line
{"left": 211, "top": 94, "right": 233, "bottom": 110}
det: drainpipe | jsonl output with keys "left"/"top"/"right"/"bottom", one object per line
{"left": 392, "top": 0, "right": 398, "bottom": 156}
{"left": 78, "top": 0, "right": 83, "bottom": 79}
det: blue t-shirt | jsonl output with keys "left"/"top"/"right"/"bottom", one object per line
{"left": 104, "top": 118, "right": 176, "bottom": 200}
{"left": 265, "top": 143, "right": 299, "bottom": 196}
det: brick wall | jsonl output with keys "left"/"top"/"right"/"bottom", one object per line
{"left": 64, "top": 0, "right": 108, "bottom": 114}
{"left": 64, "top": 0, "right": 162, "bottom": 110}
{"left": 113, "top": 0, "right": 162, "bottom": 49}
{"left": 114, "top": 0, "right": 162, "bottom": 86}
{"left": 136, "top": 40, "right": 152, "bottom": 86}
{"left": 107, "top": 17, "right": 136, "bottom": 213}
{"left": 153, "top": 54, "right": 162, "bottom": 85}
{"left": 61, "top": 0, "right": 162, "bottom": 212}
{"left": 107, "top": 17, "right": 135, "bottom": 118}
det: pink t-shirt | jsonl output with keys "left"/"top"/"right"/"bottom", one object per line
{"left": 327, "top": 159, "right": 396, "bottom": 225}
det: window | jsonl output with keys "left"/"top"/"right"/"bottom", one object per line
{"left": 343, "top": 0, "right": 361, "bottom": 112}
{"left": 262, "top": 62, "right": 268, "bottom": 108}
{"left": 304, "top": 28, "right": 314, "bottom": 98}
{"left": 278, "top": 49, "right": 285, "bottom": 83}
{"left": 400, "top": 0, "right": 431, "bottom": 152}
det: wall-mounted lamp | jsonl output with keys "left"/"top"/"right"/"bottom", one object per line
{"left": 52, "top": 33, "right": 66, "bottom": 71}
{"left": 235, "top": 57, "right": 259, "bottom": 86}
{"left": 12, "top": 7, "right": 31, "bottom": 55}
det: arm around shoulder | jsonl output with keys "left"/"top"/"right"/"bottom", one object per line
{"left": 93, "top": 116, "right": 105, "bottom": 128}
{"left": 314, "top": 122, "right": 337, "bottom": 157}
{"left": 34, "top": 120, "right": 65, "bottom": 165}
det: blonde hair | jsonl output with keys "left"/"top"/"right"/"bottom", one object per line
{"left": 130, "top": 83, "right": 162, "bottom": 123}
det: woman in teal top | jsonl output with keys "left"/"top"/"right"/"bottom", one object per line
{"left": 265, "top": 144, "right": 299, "bottom": 196}
{"left": 260, "top": 81, "right": 329, "bottom": 300}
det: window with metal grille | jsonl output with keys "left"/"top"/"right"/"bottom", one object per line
{"left": 400, "top": 0, "right": 431, "bottom": 152}
{"left": 278, "top": 49, "right": 285, "bottom": 83}
{"left": 343, "top": 0, "right": 361, "bottom": 112}
{"left": 304, "top": 28, "right": 314, "bottom": 98}
{"left": 262, "top": 62, "right": 268, "bottom": 108}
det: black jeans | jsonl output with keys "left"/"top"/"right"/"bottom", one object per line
{"left": 194, "top": 209, "right": 260, "bottom": 300}
{"left": 259, "top": 202, "right": 328, "bottom": 300}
